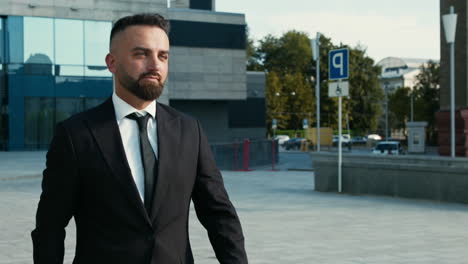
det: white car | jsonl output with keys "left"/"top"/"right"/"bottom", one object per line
{"left": 372, "top": 141, "right": 404, "bottom": 155}
{"left": 274, "top": 135, "right": 290, "bottom": 146}
{"left": 332, "top": 135, "right": 351, "bottom": 146}
{"left": 367, "top": 134, "right": 382, "bottom": 141}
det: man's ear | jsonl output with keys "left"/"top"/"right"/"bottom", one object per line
{"left": 105, "top": 53, "right": 116, "bottom": 74}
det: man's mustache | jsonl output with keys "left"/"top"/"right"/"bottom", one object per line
{"left": 139, "top": 72, "right": 161, "bottom": 80}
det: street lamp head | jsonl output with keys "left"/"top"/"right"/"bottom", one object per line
{"left": 443, "top": 6, "right": 457, "bottom": 44}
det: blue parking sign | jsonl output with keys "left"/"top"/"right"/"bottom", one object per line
{"left": 329, "top": 48, "right": 349, "bottom": 80}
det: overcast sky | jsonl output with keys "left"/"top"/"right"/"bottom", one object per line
{"left": 216, "top": 0, "right": 440, "bottom": 63}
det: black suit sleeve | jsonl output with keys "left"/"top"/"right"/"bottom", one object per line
{"left": 31, "top": 123, "right": 79, "bottom": 264}
{"left": 191, "top": 120, "right": 248, "bottom": 264}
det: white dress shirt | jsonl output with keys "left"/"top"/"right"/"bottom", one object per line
{"left": 112, "top": 93, "right": 158, "bottom": 202}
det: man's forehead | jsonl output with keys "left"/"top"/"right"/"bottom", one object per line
{"left": 116, "top": 25, "right": 167, "bottom": 38}
{"left": 110, "top": 25, "right": 169, "bottom": 49}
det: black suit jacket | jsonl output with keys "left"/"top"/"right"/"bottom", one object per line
{"left": 31, "top": 99, "right": 247, "bottom": 264}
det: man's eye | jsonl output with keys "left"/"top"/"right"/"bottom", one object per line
{"left": 134, "top": 52, "right": 145, "bottom": 56}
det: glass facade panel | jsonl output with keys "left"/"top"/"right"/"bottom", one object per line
{"left": 84, "top": 21, "right": 111, "bottom": 66}
{"left": 24, "top": 97, "right": 107, "bottom": 149}
{"left": 24, "top": 97, "right": 55, "bottom": 149}
{"left": 7, "top": 16, "right": 24, "bottom": 63}
{"left": 24, "top": 64, "right": 54, "bottom": 75}
{"left": 55, "top": 97, "right": 84, "bottom": 123}
{"left": 6, "top": 16, "right": 113, "bottom": 150}
{"left": 85, "top": 65, "right": 111, "bottom": 77}
{"left": 55, "top": 97, "right": 105, "bottom": 123}
{"left": 0, "top": 18, "right": 4, "bottom": 63}
{"left": 56, "top": 65, "right": 84, "bottom": 76}
{"left": 0, "top": 66, "right": 5, "bottom": 150}
{"left": 55, "top": 19, "right": 84, "bottom": 65}
{"left": 24, "top": 17, "right": 54, "bottom": 64}
{"left": 84, "top": 97, "right": 106, "bottom": 110}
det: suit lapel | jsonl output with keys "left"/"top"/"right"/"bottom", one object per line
{"left": 85, "top": 98, "right": 152, "bottom": 226}
{"left": 150, "top": 103, "right": 180, "bottom": 221}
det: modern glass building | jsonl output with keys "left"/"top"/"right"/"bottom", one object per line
{"left": 0, "top": 0, "right": 267, "bottom": 151}
{"left": 0, "top": 16, "right": 112, "bottom": 150}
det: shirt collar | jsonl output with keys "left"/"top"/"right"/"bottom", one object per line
{"left": 112, "top": 92, "right": 156, "bottom": 121}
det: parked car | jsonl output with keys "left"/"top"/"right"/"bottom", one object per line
{"left": 351, "top": 136, "right": 367, "bottom": 144}
{"left": 274, "top": 135, "right": 290, "bottom": 146}
{"left": 372, "top": 141, "right": 404, "bottom": 155}
{"left": 332, "top": 134, "right": 351, "bottom": 146}
{"left": 284, "top": 137, "right": 306, "bottom": 150}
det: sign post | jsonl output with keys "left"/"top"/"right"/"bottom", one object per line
{"left": 328, "top": 48, "right": 349, "bottom": 193}
{"left": 272, "top": 118, "right": 277, "bottom": 138}
{"left": 303, "top": 118, "right": 308, "bottom": 129}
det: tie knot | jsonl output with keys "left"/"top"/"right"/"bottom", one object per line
{"left": 127, "top": 113, "right": 151, "bottom": 131}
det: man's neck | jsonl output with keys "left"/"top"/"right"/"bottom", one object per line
{"left": 115, "top": 86, "right": 153, "bottom": 110}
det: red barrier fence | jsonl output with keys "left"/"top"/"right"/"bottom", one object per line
{"left": 210, "top": 139, "right": 277, "bottom": 171}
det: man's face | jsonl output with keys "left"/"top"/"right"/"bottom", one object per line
{"left": 106, "top": 25, "right": 169, "bottom": 101}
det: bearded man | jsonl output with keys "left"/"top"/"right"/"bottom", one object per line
{"left": 31, "top": 13, "right": 248, "bottom": 264}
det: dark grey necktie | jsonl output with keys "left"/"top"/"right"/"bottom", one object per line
{"left": 127, "top": 113, "right": 157, "bottom": 214}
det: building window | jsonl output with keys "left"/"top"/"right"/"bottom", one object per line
{"left": 24, "top": 17, "right": 54, "bottom": 64}
{"left": 0, "top": 17, "right": 4, "bottom": 63}
{"left": 84, "top": 20, "right": 111, "bottom": 67}
{"left": 55, "top": 19, "right": 84, "bottom": 66}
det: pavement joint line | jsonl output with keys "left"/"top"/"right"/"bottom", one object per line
{"left": 0, "top": 174, "right": 42, "bottom": 181}
{"left": 287, "top": 168, "right": 314, "bottom": 171}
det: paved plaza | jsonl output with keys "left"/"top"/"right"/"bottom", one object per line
{"left": 1, "top": 151, "right": 468, "bottom": 263}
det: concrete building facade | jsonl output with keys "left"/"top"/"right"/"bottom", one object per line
{"left": 377, "top": 57, "right": 433, "bottom": 93}
{"left": 0, "top": 0, "right": 259, "bottom": 150}
{"left": 376, "top": 57, "right": 437, "bottom": 139}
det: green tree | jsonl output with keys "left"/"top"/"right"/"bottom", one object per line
{"left": 266, "top": 71, "right": 289, "bottom": 130}
{"left": 346, "top": 46, "right": 383, "bottom": 134}
{"left": 246, "top": 26, "right": 263, "bottom": 71}
{"left": 283, "top": 72, "right": 315, "bottom": 130}
{"left": 255, "top": 31, "right": 312, "bottom": 75}
{"left": 253, "top": 31, "right": 382, "bottom": 133}
{"left": 413, "top": 60, "right": 440, "bottom": 144}
{"left": 388, "top": 86, "right": 411, "bottom": 130}
{"left": 256, "top": 31, "right": 315, "bottom": 130}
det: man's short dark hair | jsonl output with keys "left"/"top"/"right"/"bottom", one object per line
{"left": 110, "top": 13, "right": 170, "bottom": 42}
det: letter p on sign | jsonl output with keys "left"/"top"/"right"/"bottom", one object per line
{"left": 329, "top": 48, "right": 349, "bottom": 80}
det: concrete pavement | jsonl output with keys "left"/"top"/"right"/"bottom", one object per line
{"left": 1, "top": 152, "right": 468, "bottom": 263}
{"left": 0, "top": 151, "right": 46, "bottom": 181}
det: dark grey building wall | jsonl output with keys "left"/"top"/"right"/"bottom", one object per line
{"left": 440, "top": 0, "right": 468, "bottom": 110}
{"left": 169, "top": 100, "right": 230, "bottom": 143}
{"left": 190, "top": 0, "right": 213, "bottom": 10}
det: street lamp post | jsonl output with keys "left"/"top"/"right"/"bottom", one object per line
{"left": 442, "top": 6, "right": 457, "bottom": 158}
{"left": 384, "top": 81, "right": 389, "bottom": 141}
{"left": 410, "top": 91, "right": 414, "bottom": 122}
{"left": 312, "top": 33, "right": 321, "bottom": 152}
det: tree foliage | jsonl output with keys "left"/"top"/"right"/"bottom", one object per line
{"left": 347, "top": 46, "right": 383, "bottom": 134}
{"left": 265, "top": 71, "right": 289, "bottom": 129}
{"left": 414, "top": 60, "right": 440, "bottom": 144}
{"left": 251, "top": 30, "right": 383, "bottom": 135}
{"left": 388, "top": 86, "right": 411, "bottom": 130}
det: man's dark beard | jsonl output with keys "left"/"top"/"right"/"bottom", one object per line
{"left": 118, "top": 70, "right": 165, "bottom": 101}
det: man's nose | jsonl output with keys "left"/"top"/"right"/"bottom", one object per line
{"left": 146, "top": 54, "right": 161, "bottom": 71}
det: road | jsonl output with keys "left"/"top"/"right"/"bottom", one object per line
{"left": 1, "top": 152, "right": 468, "bottom": 263}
